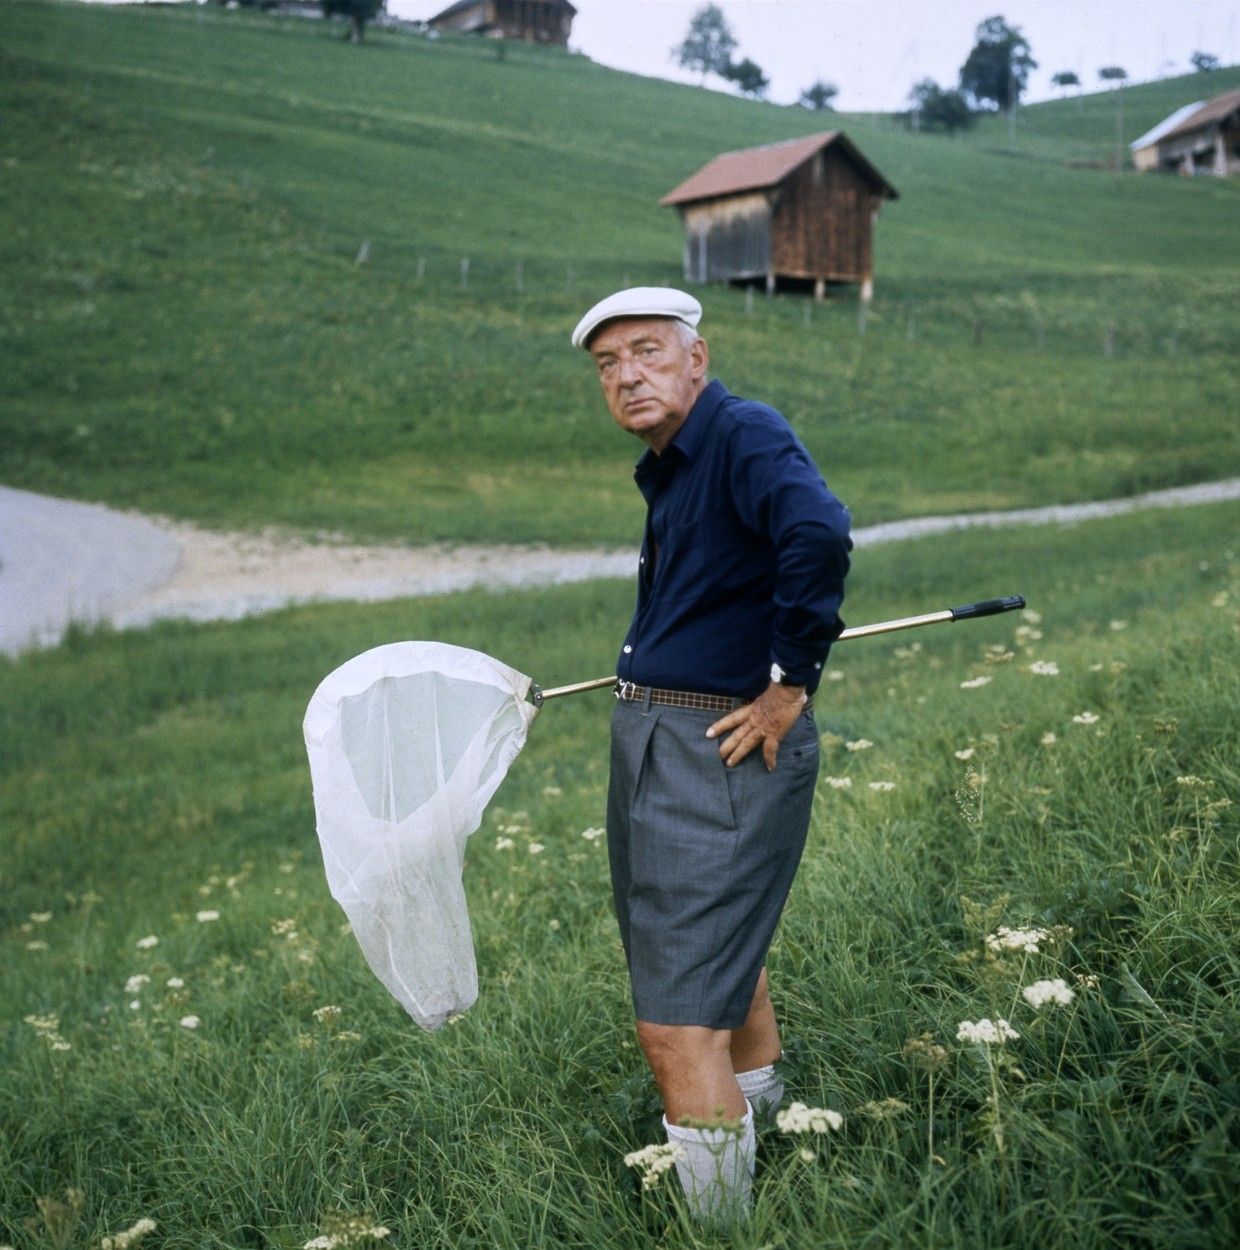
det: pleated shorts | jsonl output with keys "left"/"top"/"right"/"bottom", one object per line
{"left": 606, "top": 697, "right": 820, "bottom": 1029}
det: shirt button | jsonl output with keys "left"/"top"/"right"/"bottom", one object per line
{"left": 623, "top": 645, "right": 633, "bottom": 654}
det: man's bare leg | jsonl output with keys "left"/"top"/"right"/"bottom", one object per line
{"left": 636, "top": 1020, "right": 754, "bottom": 1218}
{"left": 729, "top": 968, "right": 781, "bottom": 1073}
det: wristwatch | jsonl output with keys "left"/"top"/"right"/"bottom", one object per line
{"left": 769, "top": 662, "right": 799, "bottom": 686}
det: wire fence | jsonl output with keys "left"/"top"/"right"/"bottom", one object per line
{"left": 353, "top": 243, "right": 1235, "bottom": 361}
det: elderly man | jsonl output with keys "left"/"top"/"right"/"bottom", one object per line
{"left": 571, "top": 288, "right": 852, "bottom": 1217}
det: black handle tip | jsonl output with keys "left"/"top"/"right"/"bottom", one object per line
{"left": 950, "top": 595, "right": 1026, "bottom": 621}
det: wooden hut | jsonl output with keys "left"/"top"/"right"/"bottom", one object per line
{"left": 660, "top": 131, "right": 898, "bottom": 300}
{"left": 1130, "top": 89, "right": 1240, "bottom": 176}
{"left": 427, "top": 0, "right": 575, "bottom": 46}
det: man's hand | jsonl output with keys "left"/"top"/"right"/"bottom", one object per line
{"left": 706, "top": 682, "right": 807, "bottom": 771}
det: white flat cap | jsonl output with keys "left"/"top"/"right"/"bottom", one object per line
{"left": 571, "top": 286, "right": 702, "bottom": 350}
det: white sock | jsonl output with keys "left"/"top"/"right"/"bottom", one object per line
{"left": 663, "top": 1106, "right": 755, "bottom": 1220}
{"left": 735, "top": 1062, "right": 784, "bottom": 1122}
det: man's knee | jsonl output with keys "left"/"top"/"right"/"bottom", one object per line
{"left": 636, "top": 1020, "right": 731, "bottom": 1074}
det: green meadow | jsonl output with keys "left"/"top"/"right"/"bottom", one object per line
{"left": 3, "top": 504, "right": 1238, "bottom": 1247}
{"left": 2, "top": 3, "right": 1239, "bottom": 1246}
{"left": 1, "top": 2, "right": 1238, "bottom": 541}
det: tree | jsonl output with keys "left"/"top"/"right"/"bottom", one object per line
{"left": 1098, "top": 65, "right": 1128, "bottom": 85}
{"left": 322, "top": 0, "right": 384, "bottom": 43}
{"left": 906, "top": 78, "right": 975, "bottom": 134}
{"left": 1051, "top": 70, "right": 1080, "bottom": 92}
{"left": 722, "top": 57, "right": 769, "bottom": 99}
{"left": 1190, "top": 50, "right": 1220, "bottom": 72}
{"left": 799, "top": 80, "right": 840, "bottom": 111}
{"left": 958, "top": 15, "right": 1037, "bottom": 114}
{"left": 674, "top": 4, "right": 737, "bottom": 83}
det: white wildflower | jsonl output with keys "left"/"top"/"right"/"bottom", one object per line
{"left": 1021, "top": 609, "right": 1043, "bottom": 624}
{"left": 623, "top": 1141, "right": 684, "bottom": 1190}
{"left": 1072, "top": 711, "right": 1100, "bottom": 725}
{"left": 1040, "top": 732, "right": 1057, "bottom": 746}
{"left": 954, "top": 747, "right": 976, "bottom": 760}
{"left": 135, "top": 935, "right": 159, "bottom": 950}
{"left": 100, "top": 1217, "right": 157, "bottom": 1249}
{"left": 527, "top": 842, "right": 545, "bottom": 855}
{"left": 845, "top": 738, "right": 873, "bottom": 752}
{"left": 777, "top": 1103, "right": 844, "bottom": 1134}
{"left": 166, "top": 977, "right": 185, "bottom": 989}
{"left": 799, "top": 1147, "right": 816, "bottom": 1163}
{"left": 1175, "top": 775, "right": 1209, "bottom": 790}
{"left": 494, "top": 836, "right": 515, "bottom": 851}
{"left": 580, "top": 827, "right": 604, "bottom": 843}
{"left": 196, "top": 909, "right": 220, "bottom": 923}
{"left": 1022, "top": 978, "right": 1076, "bottom": 1008}
{"left": 548, "top": 919, "right": 561, "bottom": 932}
{"left": 1109, "top": 619, "right": 1127, "bottom": 631}
{"left": 542, "top": 785, "right": 562, "bottom": 796}
{"left": 826, "top": 669, "right": 844, "bottom": 682}
{"left": 868, "top": 781, "right": 896, "bottom": 792}
{"left": 124, "top": 975, "right": 151, "bottom": 994}
{"left": 30, "top": 911, "right": 53, "bottom": 924}
{"left": 25, "top": 940, "right": 49, "bottom": 951}
{"left": 129, "top": 1001, "right": 141, "bottom": 1011}
{"left": 1028, "top": 660, "right": 1059, "bottom": 676}
{"left": 825, "top": 776, "right": 852, "bottom": 789}
{"left": 986, "top": 925, "right": 1050, "bottom": 954}
{"left": 313, "top": 1005, "right": 342, "bottom": 1025}
{"left": 956, "top": 1018, "right": 1019, "bottom": 1045}
{"left": 179, "top": 1015, "right": 201, "bottom": 1030}
{"left": 960, "top": 676, "right": 992, "bottom": 689}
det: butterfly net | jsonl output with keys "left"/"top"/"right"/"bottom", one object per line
{"left": 303, "top": 641, "right": 539, "bottom": 1029}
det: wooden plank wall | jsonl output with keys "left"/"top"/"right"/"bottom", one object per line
{"left": 772, "top": 149, "right": 874, "bottom": 281}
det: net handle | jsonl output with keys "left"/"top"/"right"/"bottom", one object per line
{"left": 531, "top": 595, "right": 1025, "bottom": 705}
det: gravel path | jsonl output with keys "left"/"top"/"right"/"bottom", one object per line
{"left": 4, "top": 477, "right": 1239, "bottom": 656}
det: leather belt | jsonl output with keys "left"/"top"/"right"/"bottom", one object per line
{"left": 615, "top": 681, "right": 813, "bottom": 714}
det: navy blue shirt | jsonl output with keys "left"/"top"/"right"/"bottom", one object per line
{"left": 616, "top": 379, "right": 851, "bottom": 698}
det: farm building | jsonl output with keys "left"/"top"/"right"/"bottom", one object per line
{"left": 1130, "top": 88, "right": 1240, "bottom": 175}
{"left": 660, "top": 131, "right": 898, "bottom": 300}
{"left": 427, "top": 0, "right": 575, "bottom": 45}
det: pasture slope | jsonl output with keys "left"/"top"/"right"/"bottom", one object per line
{"left": 0, "top": 1, "right": 1238, "bottom": 541}
{"left": 1, "top": 5, "right": 1237, "bottom": 1248}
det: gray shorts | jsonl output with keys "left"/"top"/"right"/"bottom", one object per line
{"left": 606, "top": 697, "right": 820, "bottom": 1029}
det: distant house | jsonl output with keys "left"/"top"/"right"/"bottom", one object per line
{"left": 660, "top": 132, "right": 898, "bottom": 301}
{"left": 1130, "top": 89, "right": 1240, "bottom": 176}
{"left": 427, "top": 0, "right": 575, "bottom": 46}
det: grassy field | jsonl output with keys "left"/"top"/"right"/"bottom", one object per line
{"left": 1, "top": 3, "right": 1238, "bottom": 541}
{"left": 2, "top": 501, "right": 1238, "bottom": 1248}
{"left": 2, "top": 6, "right": 1238, "bottom": 1246}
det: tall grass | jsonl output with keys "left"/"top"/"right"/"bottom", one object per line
{"left": 3, "top": 502, "right": 1237, "bottom": 1247}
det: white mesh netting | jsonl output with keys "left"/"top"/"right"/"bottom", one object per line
{"left": 303, "top": 642, "right": 538, "bottom": 1029}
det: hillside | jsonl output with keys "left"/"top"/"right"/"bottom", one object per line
{"left": 1, "top": 2, "right": 1237, "bottom": 542}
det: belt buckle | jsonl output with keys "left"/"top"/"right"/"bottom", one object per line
{"left": 615, "top": 680, "right": 638, "bottom": 702}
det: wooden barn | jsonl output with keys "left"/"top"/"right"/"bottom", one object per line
{"left": 427, "top": 0, "right": 575, "bottom": 46}
{"left": 1130, "top": 89, "right": 1240, "bottom": 176}
{"left": 660, "top": 131, "right": 898, "bottom": 300}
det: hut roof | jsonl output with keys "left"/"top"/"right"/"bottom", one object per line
{"left": 661, "top": 131, "right": 898, "bottom": 206}
{"left": 1159, "top": 87, "right": 1240, "bottom": 141}
{"left": 430, "top": 0, "right": 576, "bottom": 21}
